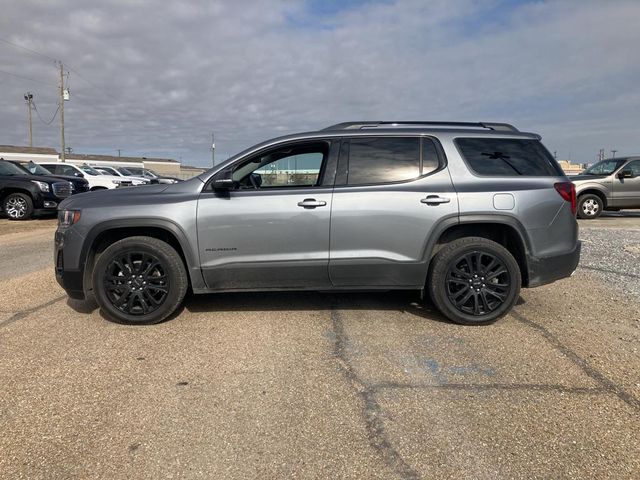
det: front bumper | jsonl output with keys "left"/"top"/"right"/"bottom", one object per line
{"left": 526, "top": 241, "right": 582, "bottom": 288}
{"left": 54, "top": 228, "right": 85, "bottom": 300}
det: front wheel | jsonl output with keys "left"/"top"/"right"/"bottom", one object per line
{"left": 577, "top": 194, "right": 603, "bottom": 219}
{"left": 428, "top": 237, "right": 521, "bottom": 325}
{"left": 93, "top": 236, "right": 188, "bottom": 324}
{"left": 3, "top": 193, "right": 34, "bottom": 220}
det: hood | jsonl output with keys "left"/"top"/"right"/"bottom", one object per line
{"left": 569, "top": 174, "right": 608, "bottom": 182}
{"left": 1, "top": 172, "right": 71, "bottom": 184}
{"left": 87, "top": 173, "right": 130, "bottom": 182}
{"left": 34, "top": 172, "right": 88, "bottom": 185}
{"left": 59, "top": 182, "right": 170, "bottom": 209}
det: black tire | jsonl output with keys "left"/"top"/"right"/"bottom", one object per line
{"left": 93, "top": 236, "right": 188, "bottom": 325}
{"left": 577, "top": 194, "right": 603, "bottom": 219}
{"left": 3, "top": 192, "right": 34, "bottom": 220}
{"left": 427, "top": 237, "right": 521, "bottom": 325}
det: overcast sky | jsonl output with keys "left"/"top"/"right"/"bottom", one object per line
{"left": 0, "top": 0, "right": 638, "bottom": 167}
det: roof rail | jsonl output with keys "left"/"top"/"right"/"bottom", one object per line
{"left": 322, "top": 121, "right": 519, "bottom": 132}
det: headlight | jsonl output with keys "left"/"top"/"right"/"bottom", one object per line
{"left": 112, "top": 179, "right": 122, "bottom": 184}
{"left": 58, "top": 210, "right": 81, "bottom": 226}
{"left": 69, "top": 181, "right": 75, "bottom": 191}
{"left": 31, "top": 180, "right": 50, "bottom": 192}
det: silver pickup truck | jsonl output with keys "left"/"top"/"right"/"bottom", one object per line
{"left": 571, "top": 156, "right": 640, "bottom": 219}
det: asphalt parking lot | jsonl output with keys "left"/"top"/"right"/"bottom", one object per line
{"left": 1, "top": 214, "right": 639, "bottom": 479}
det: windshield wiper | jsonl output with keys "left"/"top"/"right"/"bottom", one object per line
{"left": 481, "top": 152, "right": 522, "bottom": 175}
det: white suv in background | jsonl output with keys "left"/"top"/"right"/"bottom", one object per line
{"left": 40, "top": 163, "right": 133, "bottom": 190}
{"left": 92, "top": 166, "right": 150, "bottom": 186}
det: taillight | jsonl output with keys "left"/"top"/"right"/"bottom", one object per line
{"left": 554, "top": 182, "right": 576, "bottom": 215}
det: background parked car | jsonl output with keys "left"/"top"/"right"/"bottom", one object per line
{"left": 92, "top": 166, "right": 150, "bottom": 186}
{"left": 122, "top": 166, "right": 181, "bottom": 184}
{"left": 7, "top": 160, "right": 90, "bottom": 194}
{"left": 571, "top": 156, "right": 640, "bottom": 218}
{"left": 39, "top": 163, "right": 133, "bottom": 191}
{"left": 0, "top": 159, "right": 72, "bottom": 220}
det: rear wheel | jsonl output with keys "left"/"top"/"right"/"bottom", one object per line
{"left": 577, "top": 194, "right": 603, "bottom": 219}
{"left": 428, "top": 237, "right": 521, "bottom": 325}
{"left": 93, "top": 236, "right": 188, "bottom": 324}
{"left": 3, "top": 193, "right": 34, "bottom": 220}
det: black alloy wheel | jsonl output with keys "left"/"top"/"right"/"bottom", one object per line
{"left": 428, "top": 237, "right": 521, "bottom": 325}
{"left": 445, "top": 251, "right": 510, "bottom": 316}
{"left": 103, "top": 252, "right": 169, "bottom": 316}
{"left": 93, "top": 236, "right": 188, "bottom": 324}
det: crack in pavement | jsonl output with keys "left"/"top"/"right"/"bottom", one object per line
{"left": 373, "top": 382, "right": 608, "bottom": 395}
{"left": 511, "top": 310, "right": 640, "bottom": 411}
{"left": 0, "top": 295, "right": 66, "bottom": 329}
{"left": 331, "top": 308, "right": 421, "bottom": 480}
{"left": 579, "top": 265, "right": 640, "bottom": 279}
{"left": 330, "top": 305, "right": 639, "bottom": 480}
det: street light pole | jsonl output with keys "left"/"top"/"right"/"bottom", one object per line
{"left": 59, "top": 61, "right": 66, "bottom": 162}
{"left": 211, "top": 132, "right": 215, "bottom": 166}
{"left": 24, "top": 92, "right": 33, "bottom": 147}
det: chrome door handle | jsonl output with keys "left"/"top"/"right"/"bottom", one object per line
{"left": 421, "top": 195, "right": 450, "bottom": 205}
{"left": 297, "top": 198, "right": 327, "bottom": 208}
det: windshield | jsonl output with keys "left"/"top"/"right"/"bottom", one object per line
{"left": 98, "top": 167, "right": 118, "bottom": 175}
{"left": 21, "top": 161, "right": 53, "bottom": 175}
{"left": 583, "top": 159, "right": 625, "bottom": 175}
{"left": 143, "top": 169, "right": 159, "bottom": 178}
{"left": 0, "top": 161, "right": 29, "bottom": 176}
{"left": 116, "top": 167, "right": 133, "bottom": 175}
{"left": 80, "top": 165, "right": 102, "bottom": 175}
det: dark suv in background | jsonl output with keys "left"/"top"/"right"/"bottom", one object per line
{"left": 0, "top": 159, "right": 72, "bottom": 220}
{"left": 55, "top": 121, "right": 580, "bottom": 326}
{"left": 7, "top": 160, "right": 90, "bottom": 195}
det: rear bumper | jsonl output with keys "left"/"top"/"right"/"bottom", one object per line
{"left": 526, "top": 241, "right": 581, "bottom": 288}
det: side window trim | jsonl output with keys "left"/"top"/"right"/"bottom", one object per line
{"left": 623, "top": 160, "right": 640, "bottom": 175}
{"left": 229, "top": 139, "right": 332, "bottom": 191}
{"left": 339, "top": 135, "right": 442, "bottom": 187}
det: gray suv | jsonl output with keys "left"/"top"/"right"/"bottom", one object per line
{"left": 571, "top": 157, "right": 640, "bottom": 219}
{"left": 55, "top": 121, "right": 580, "bottom": 325}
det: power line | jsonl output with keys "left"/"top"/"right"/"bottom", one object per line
{"left": 66, "top": 64, "right": 118, "bottom": 100}
{"left": 0, "top": 37, "right": 118, "bottom": 100}
{"left": 0, "top": 68, "right": 56, "bottom": 86}
{"left": 0, "top": 37, "right": 57, "bottom": 63}
{"left": 32, "top": 101, "right": 59, "bottom": 125}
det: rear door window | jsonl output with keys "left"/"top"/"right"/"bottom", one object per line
{"left": 456, "top": 138, "right": 563, "bottom": 176}
{"left": 347, "top": 137, "right": 421, "bottom": 185}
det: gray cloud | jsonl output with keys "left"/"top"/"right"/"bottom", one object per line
{"left": 0, "top": 0, "right": 638, "bottom": 166}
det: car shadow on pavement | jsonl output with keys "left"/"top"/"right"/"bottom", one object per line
{"left": 66, "top": 289, "right": 527, "bottom": 326}
{"left": 601, "top": 210, "right": 640, "bottom": 217}
{"left": 185, "top": 290, "right": 455, "bottom": 325}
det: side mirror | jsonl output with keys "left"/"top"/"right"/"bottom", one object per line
{"left": 618, "top": 169, "right": 634, "bottom": 179}
{"left": 75, "top": 172, "right": 84, "bottom": 178}
{"left": 212, "top": 170, "right": 234, "bottom": 190}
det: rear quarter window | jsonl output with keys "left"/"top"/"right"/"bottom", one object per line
{"left": 456, "top": 138, "right": 563, "bottom": 176}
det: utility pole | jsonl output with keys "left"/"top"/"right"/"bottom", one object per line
{"left": 65, "top": 147, "right": 72, "bottom": 155}
{"left": 117, "top": 149, "right": 122, "bottom": 157}
{"left": 24, "top": 92, "right": 33, "bottom": 147}
{"left": 58, "top": 61, "right": 66, "bottom": 162}
{"left": 611, "top": 149, "right": 617, "bottom": 159}
{"left": 211, "top": 132, "right": 215, "bottom": 166}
